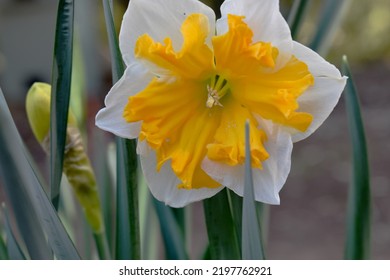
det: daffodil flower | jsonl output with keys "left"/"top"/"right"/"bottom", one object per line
{"left": 96, "top": 0, "right": 347, "bottom": 207}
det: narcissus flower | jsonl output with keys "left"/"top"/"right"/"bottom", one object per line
{"left": 96, "top": 0, "right": 347, "bottom": 207}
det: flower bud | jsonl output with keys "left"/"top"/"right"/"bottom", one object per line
{"left": 26, "top": 82, "right": 104, "bottom": 233}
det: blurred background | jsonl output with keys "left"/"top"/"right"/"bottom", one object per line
{"left": 0, "top": 0, "right": 389, "bottom": 259}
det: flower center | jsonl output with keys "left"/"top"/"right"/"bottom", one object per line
{"left": 206, "top": 75, "right": 230, "bottom": 108}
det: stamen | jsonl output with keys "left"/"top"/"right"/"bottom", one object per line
{"left": 206, "top": 85, "right": 223, "bottom": 108}
{"left": 206, "top": 75, "right": 230, "bottom": 108}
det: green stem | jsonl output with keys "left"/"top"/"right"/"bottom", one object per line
{"left": 93, "top": 232, "right": 111, "bottom": 260}
{"left": 115, "top": 138, "right": 140, "bottom": 260}
{"left": 228, "top": 190, "right": 243, "bottom": 248}
{"left": 203, "top": 189, "right": 240, "bottom": 259}
{"left": 0, "top": 233, "right": 9, "bottom": 260}
{"left": 287, "top": 0, "right": 309, "bottom": 39}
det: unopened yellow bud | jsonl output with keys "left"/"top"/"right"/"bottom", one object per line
{"left": 26, "top": 82, "right": 78, "bottom": 142}
{"left": 25, "top": 82, "right": 104, "bottom": 233}
{"left": 26, "top": 83, "right": 51, "bottom": 143}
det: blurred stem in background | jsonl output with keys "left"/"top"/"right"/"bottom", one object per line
{"left": 309, "top": 0, "right": 351, "bottom": 56}
{"left": 287, "top": 0, "right": 309, "bottom": 39}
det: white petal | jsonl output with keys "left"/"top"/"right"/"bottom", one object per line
{"left": 202, "top": 119, "right": 292, "bottom": 205}
{"left": 291, "top": 41, "right": 347, "bottom": 142}
{"left": 217, "top": 0, "right": 292, "bottom": 68}
{"left": 95, "top": 63, "right": 152, "bottom": 139}
{"left": 138, "top": 141, "right": 223, "bottom": 208}
{"left": 293, "top": 41, "right": 346, "bottom": 79}
{"left": 119, "top": 0, "right": 216, "bottom": 66}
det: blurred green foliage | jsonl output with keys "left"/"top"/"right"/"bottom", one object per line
{"left": 295, "top": 0, "right": 390, "bottom": 63}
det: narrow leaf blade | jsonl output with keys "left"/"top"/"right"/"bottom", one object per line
{"left": 2, "top": 205, "right": 26, "bottom": 260}
{"left": 0, "top": 93, "right": 52, "bottom": 260}
{"left": 241, "top": 121, "right": 265, "bottom": 260}
{"left": 227, "top": 190, "right": 243, "bottom": 248}
{"left": 138, "top": 186, "right": 159, "bottom": 260}
{"left": 153, "top": 199, "right": 188, "bottom": 260}
{"left": 0, "top": 88, "right": 80, "bottom": 260}
{"left": 50, "top": 0, "right": 74, "bottom": 208}
{"left": 342, "top": 56, "right": 371, "bottom": 260}
{"left": 287, "top": 0, "right": 310, "bottom": 39}
{"left": 102, "top": 0, "right": 124, "bottom": 81}
{"left": 0, "top": 232, "right": 8, "bottom": 260}
{"left": 309, "top": 0, "right": 350, "bottom": 55}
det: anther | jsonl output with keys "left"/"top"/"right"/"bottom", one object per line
{"left": 206, "top": 75, "right": 230, "bottom": 108}
{"left": 206, "top": 85, "right": 223, "bottom": 108}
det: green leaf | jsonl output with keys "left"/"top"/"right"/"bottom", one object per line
{"left": 0, "top": 97, "right": 52, "bottom": 260}
{"left": 201, "top": 244, "right": 211, "bottom": 260}
{"left": 309, "top": 0, "right": 350, "bottom": 55}
{"left": 2, "top": 205, "right": 25, "bottom": 260}
{"left": 256, "top": 202, "right": 270, "bottom": 248}
{"left": 93, "top": 232, "right": 111, "bottom": 260}
{"left": 342, "top": 56, "right": 371, "bottom": 260}
{"left": 0, "top": 88, "right": 80, "bottom": 260}
{"left": 230, "top": 195, "right": 269, "bottom": 256}
{"left": 138, "top": 188, "right": 159, "bottom": 260}
{"left": 152, "top": 199, "right": 188, "bottom": 260}
{"left": 102, "top": 0, "right": 125, "bottom": 81}
{"left": 241, "top": 121, "right": 265, "bottom": 260}
{"left": 50, "top": 0, "right": 75, "bottom": 208}
{"left": 99, "top": 141, "right": 116, "bottom": 256}
{"left": 102, "top": 1, "right": 140, "bottom": 259}
{"left": 228, "top": 190, "right": 243, "bottom": 247}
{"left": 0, "top": 233, "right": 8, "bottom": 260}
{"left": 0, "top": 225, "right": 8, "bottom": 260}
{"left": 172, "top": 207, "right": 186, "bottom": 238}
{"left": 287, "top": 0, "right": 310, "bottom": 39}
{"left": 70, "top": 32, "right": 87, "bottom": 134}
{"left": 203, "top": 189, "right": 241, "bottom": 259}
